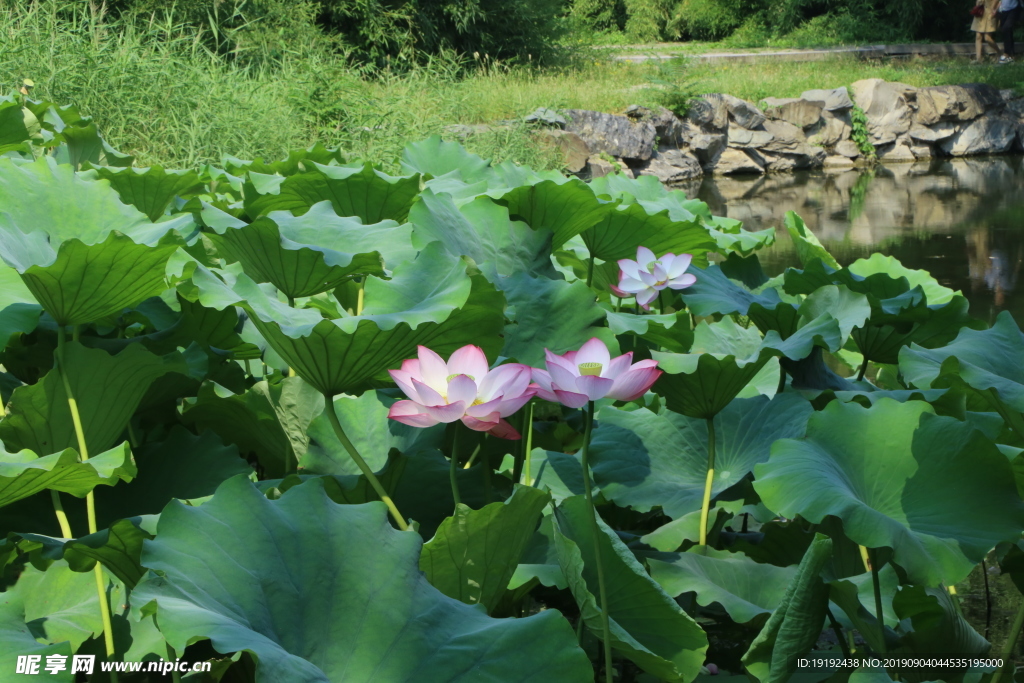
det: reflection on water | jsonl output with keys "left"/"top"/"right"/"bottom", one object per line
{"left": 692, "top": 156, "right": 1024, "bottom": 325}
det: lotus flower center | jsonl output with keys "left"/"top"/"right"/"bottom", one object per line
{"left": 447, "top": 373, "right": 475, "bottom": 383}
{"left": 578, "top": 362, "right": 602, "bottom": 376}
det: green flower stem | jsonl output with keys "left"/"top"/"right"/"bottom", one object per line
{"left": 992, "top": 598, "right": 1024, "bottom": 683}
{"left": 450, "top": 424, "right": 462, "bottom": 507}
{"left": 512, "top": 411, "right": 527, "bottom": 484}
{"left": 699, "top": 416, "right": 717, "bottom": 552}
{"left": 580, "top": 401, "right": 614, "bottom": 683}
{"left": 826, "top": 608, "right": 852, "bottom": 659}
{"left": 322, "top": 394, "right": 409, "bottom": 531}
{"left": 49, "top": 490, "right": 73, "bottom": 539}
{"left": 869, "top": 547, "right": 886, "bottom": 654}
{"left": 586, "top": 256, "right": 595, "bottom": 289}
{"left": 55, "top": 331, "right": 118, "bottom": 679}
{"left": 166, "top": 644, "right": 182, "bottom": 683}
{"left": 523, "top": 402, "right": 536, "bottom": 485}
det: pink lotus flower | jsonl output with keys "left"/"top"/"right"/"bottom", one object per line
{"left": 388, "top": 345, "right": 535, "bottom": 439}
{"left": 610, "top": 246, "right": 697, "bottom": 310}
{"left": 532, "top": 338, "right": 662, "bottom": 409}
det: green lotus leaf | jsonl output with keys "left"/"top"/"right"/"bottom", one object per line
{"left": 582, "top": 200, "right": 716, "bottom": 266}
{"left": 784, "top": 211, "right": 838, "bottom": 270}
{"left": 709, "top": 225, "right": 777, "bottom": 257}
{"left": 500, "top": 273, "right": 617, "bottom": 365}
{"left": 798, "top": 285, "right": 872, "bottom": 343}
{"left": 0, "top": 588, "right": 74, "bottom": 682}
{"left": 590, "top": 394, "right": 813, "bottom": 519}
{"left": 0, "top": 263, "right": 41, "bottom": 349}
{"left": 0, "top": 156, "right": 191, "bottom": 324}
{"left": 0, "top": 95, "right": 32, "bottom": 153}
{"left": 85, "top": 164, "right": 204, "bottom": 222}
{"left": 681, "top": 264, "right": 781, "bottom": 318}
{"left": 303, "top": 391, "right": 441, "bottom": 476}
{"left": 827, "top": 567, "right": 900, "bottom": 654}
{"left": 497, "top": 178, "right": 609, "bottom": 250}
{"left": 182, "top": 378, "right": 322, "bottom": 478}
{"left": 420, "top": 485, "right": 550, "bottom": 613}
{"left": 850, "top": 294, "right": 975, "bottom": 365}
{"left": 742, "top": 534, "right": 832, "bottom": 683}
{"left": 892, "top": 586, "right": 989, "bottom": 669}
{"left": 243, "top": 162, "right": 421, "bottom": 223}
{"left": 0, "top": 442, "right": 135, "bottom": 508}
{"left": 195, "top": 241, "right": 504, "bottom": 396}
{"left": 900, "top": 311, "right": 1024, "bottom": 422}
{"left": 205, "top": 203, "right": 403, "bottom": 298}
{"left": 552, "top": 495, "right": 708, "bottom": 682}
{"left": 754, "top": 399, "right": 1024, "bottom": 586}
{"left": 606, "top": 310, "right": 694, "bottom": 353}
{"left": 0, "top": 342, "right": 187, "bottom": 456}
{"left": 34, "top": 516, "right": 157, "bottom": 588}
{"left": 225, "top": 143, "right": 345, "bottom": 177}
{"left": 410, "top": 190, "right": 556, "bottom": 282}
{"left": 96, "top": 427, "right": 251, "bottom": 521}
{"left": 589, "top": 173, "right": 696, "bottom": 207}
{"left": 132, "top": 476, "right": 592, "bottom": 682}
{"left": 528, "top": 449, "right": 588, "bottom": 502}
{"left": 647, "top": 548, "right": 797, "bottom": 623}
{"left": 400, "top": 135, "right": 492, "bottom": 183}
{"left": 510, "top": 515, "right": 568, "bottom": 590}
{"left": 640, "top": 506, "right": 732, "bottom": 552}
{"left": 848, "top": 253, "right": 957, "bottom": 305}
{"left": 9, "top": 560, "right": 115, "bottom": 651}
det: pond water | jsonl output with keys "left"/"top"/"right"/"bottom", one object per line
{"left": 690, "top": 156, "right": 1024, "bottom": 326}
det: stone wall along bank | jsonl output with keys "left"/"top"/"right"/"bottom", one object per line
{"left": 540, "top": 79, "right": 1024, "bottom": 184}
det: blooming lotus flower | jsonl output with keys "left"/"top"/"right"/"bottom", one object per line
{"left": 532, "top": 337, "right": 662, "bottom": 409}
{"left": 610, "top": 246, "right": 697, "bottom": 310}
{"left": 388, "top": 345, "right": 535, "bottom": 439}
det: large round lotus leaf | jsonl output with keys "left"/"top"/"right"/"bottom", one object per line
{"left": 0, "top": 263, "right": 40, "bottom": 349}
{"left": 243, "top": 162, "right": 421, "bottom": 223}
{"left": 85, "top": 164, "right": 204, "bottom": 222}
{"left": 0, "top": 442, "right": 135, "bottom": 509}
{"left": 646, "top": 548, "right": 797, "bottom": 624}
{"left": 0, "top": 156, "right": 190, "bottom": 325}
{"left": 400, "top": 136, "right": 492, "bottom": 182}
{"left": 205, "top": 203, "right": 401, "bottom": 298}
{"left": 194, "top": 241, "right": 505, "bottom": 396}
{"left": 0, "top": 588, "right": 74, "bottom": 683}
{"left": 754, "top": 398, "right": 1024, "bottom": 586}
{"left": 590, "top": 394, "right": 813, "bottom": 519}
{"left": 581, "top": 200, "right": 716, "bottom": 266}
{"left": 132, "top": 476, "right": 592, "bottom": 683}
{"left": 552, "top": 495, "right": 708, "bottom": 682}
{"left": 496, "top": 178, "right": 609, "bottom": 251}
{"left": 409, "top": 190, "right": 556, "bottom": 283}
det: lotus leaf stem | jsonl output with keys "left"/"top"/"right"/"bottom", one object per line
{"left": 586, "top": 256, "right": 595, "bottom": 289}
{"left": 323, "top": 393, "right": 409, "bottom": 530}
{"left": 49, "top": 490, "right": 73, "bottom": 539}
{"left": 462, "top": 444, "right": 481, "bottom": 469}
{"left": 287, "top": 295, "right": 295, "bottom": 308}
{"left": 523, "top": 402, "right": 535, "bottom": 485}
{"left": 868, "top": 547, "right": 886, "bottom": 653}
{"left": 55, "top": 331, "right": 119, "bottom": 679}
{"left": 166, "top": 644, "right": 182, "bottom": 683}
{"left": 480, "top": 443, "right": 493, "bottom": 504}
{"left": 826, "top": 608, "right": 851, "bottom": 658}
{"left": 512, "top": 412, "right": 527, "bottom": 484}
{"left": 777, "top": 368, "right": 786, "bottom": 394}
{"left": 357, "top": 278, "right": 366, "bottom": 315}
{"left": 992, "top": 599, "right": 1024, "bottom": 683}
{"left": 699, "top": 416, "right": 717, "bottom": 552}
{"left": 857, "top": 356, "right": 869, "bottom": 382}
{"left": 580, "top": 401, "right": 614, "bottom": 683}
{"left": 450, "top": 425, "right": 462, "bottom": 507}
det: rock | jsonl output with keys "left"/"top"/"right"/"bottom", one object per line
{"left": 916, "top": 84, "right": 1004, "bottom": 125}
{"left": 940, "top": 115, "right": 1018, "bottom": 156}
{"left": 690, "top": 133, "right": 727, "bottom": 165}
{"left": 908, "top": 121, "right": 957, "bottom": 143}
{"left": 710, "top": 148, "right": 765, "bottom": 175}
{"left": 1000, "top": 89, "right": 1017, "bottom": 102}
{"left": 759, "top": 119, "right": 807, "bottom": 152}
{"left": 563, "top": 109, "right": 656, "bottom": 161}
{"left": 800, "top": 87, "right": 854, "bottom": 111}
{"left": 762, "top": 97, "right": 825, "bottom": 129}
{"left": 688, "top": 97, "right": 728, "bottom": 132}
{"left": 1007, "top": 99, "right": 1024, "bottom": 118}
{"left": 910, "top": 143, "right": 934, "bottom": 159}
{"left": 445, "top": 123, "right": 492, "bottom": 137}
{"left": 624, "top": 105, "right": 652, "bottom": 120}
{"left": 637, "top": 148, "right": 703, "bottom": 184}
{"left": 824, "top": 155, "right": 856, "bottom": 168}
{"left": 652, "top": 107, "right": 686, "bottom": 146}
{"left": 958, "top": 83, "right": 1005, "bottom": 118}
{"left": 759, "top": 148, "right": 825, "bottom": 172}
{"left": 834, "top": 139, "right": 862, "bottom": 158}
{"left": 587, "top": 155, "right": 634, "bottom": 179}
{"left": 807, "top": 110, "right": 853, "bottom": 147}
{"left": 726, "top": 123, "right": 774, "bottom": 149}
{"left": 851, "top": 79, "right": 916, "bottom": 146}
{"left": 535, "top": 130, "right": 590, "bottom": 173}
{"left": 720, "top": 93, "right": 767, "bottom": 129}
{"left": 878, "top": 140, "right": 916, "bottom": 162}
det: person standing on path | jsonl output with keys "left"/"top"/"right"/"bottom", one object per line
{"left": 973, "top": 0, "right": 1005, "bottom": 61}
{"left": 998, "top": 0, "right": 1021, "bottom": 62}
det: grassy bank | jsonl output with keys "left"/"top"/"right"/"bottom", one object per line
{"left": 3, "top": 2, "right": 1024, "bottom": 171}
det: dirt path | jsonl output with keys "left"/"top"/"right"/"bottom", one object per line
{"left": 609, "top": 42, "right": 975, "bottom": 64}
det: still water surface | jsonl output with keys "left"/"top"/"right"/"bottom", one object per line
{"left": 692, "top": 156, "right": 1024, "bottom": 326}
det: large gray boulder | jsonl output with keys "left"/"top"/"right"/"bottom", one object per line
{"left": 800, "top": 87, "right": 854, "bottom": 112}
{"left": 807, "top": 109, "right": 852, "bottom": 146}
{"left": 851, "top": 79, "right": 916, "bottom": 146}
{"left": 563, "top": 110, "right": 656, "bottom": 161}
{"left": 726, "top": 124, "right": 774, "bottom": 149}
{"left": 915, "top": 84, "right": 1004, "bottom": 125}
{"left": 690, "top": 133, "right": 727, "bottom": 166}
{"left": 699, "top": 93, "right": 766, "bottom": 130}
{"left": 535, "top": 130, "right": 590, "bottom": 173}
{"left": 940, "top": 115, "right": 1018, "bottom": 156}
{"left": 834, "top": 139, "right": 861, "bottom": 158}
{"left": 759, "top": 119, "right": 809, "bottom": 153}
{"left": 687, "top": 97, "right": 728, "bottom": 132}
{"left": 908, "top": 121, "right": 957, "bottom": 143}
{"left": 762, "top": 97, "right": 825, "bottom": 129}
{"left": 710, "top": 147, "right": 765, "bottom": 175}
{"left": 721, "top": 93, "right": 767, "bottom": 129}
{"left": 637, "top": 148, "right": 703, "bottom": 184}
